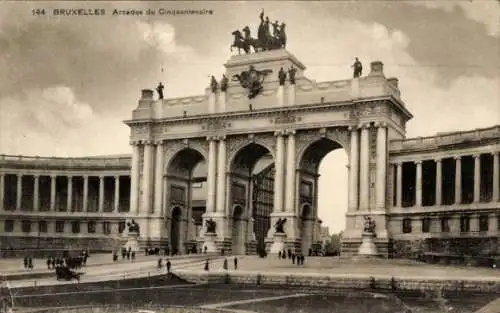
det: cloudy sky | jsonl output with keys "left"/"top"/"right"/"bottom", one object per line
{"left": 1, "top": 1, "right": 499, "bottom": 233}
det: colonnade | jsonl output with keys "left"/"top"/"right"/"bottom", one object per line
{"left": 0, "top": 173, "right": 127, "bottom": 212}
{"left": 393, "top": 152, "right": 500, "bottom": 207}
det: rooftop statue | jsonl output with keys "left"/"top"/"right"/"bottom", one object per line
{"left": 288, "top": 65, "right": 297, "bottom": 84}
{"left": 220, "top": 74, "right": 228, "bottom": 92}
{"left": 210, "top": 75, "right": 218, "bottom": 93}
{"left": 278, "top": 67, "right": 286, "bottom": 86}
{"left": 232, "top": 9, "right": 287, "bottom": 54}
{"left": 352, "top": 57, "right": 363, "bottom": 78}
{"left": 232, "top": 65, "right": 273, "bottom": 99}
{"left": 156, "top": 82, "right": 164, "bottom": 100}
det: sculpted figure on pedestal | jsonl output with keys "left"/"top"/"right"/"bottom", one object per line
{"left": 206, "top": 218, "right": 217, "bottom": 233}
{"left": 352, "top": 57, "right": 363, "bottom": 78}
{"left": 278, "top": 67, "right": 287, "bottom": 86}
{"left": 363, "top": 216, "right": 376, "bottom": 234}
{"left": 156, "top": 82, "right": 164, "bottom": 100}
{"left": 220, "top": 74, "right": 228, "bottom": 92}
{"left": 274, "top": 218, "right": 287, "bottom": 233}
{"left": 288, "top": 65, "right": 297, "bottom": 84}
{"left": 210, "top": 76, "right": 218, "bottom": 93}
{"left": 127, "top": 219, "right": 140, "bottom": 234}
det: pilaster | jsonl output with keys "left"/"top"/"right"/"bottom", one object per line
{"left": 114, "top": 175, "right": 120, "bottom": 213}
{"left": 285, "top": 130, "right": 296, "bottom": 213}
{"left": 493, "top": 152, "right": 499, "bottom": 202}
{"left": 67, "top": 175, "right": 73, "bottom": 211}
{"left": 348, "top": 126, "right": 359, "bottom": 212}
{"left": 0, "top": 173, "right": 4, "bottom": 212}
{"left": 216, "top": 136, "right": 227, "bottom": 214}
{"left": 83, "top": 175, "right": 88, "bottom": 212}
{"left": 50, "top": 175, "right": 56, "bottom": 211}
{"left": 98, "top": 176, "right": 104, "bottom": 212}
{"left": 130, "top": 143, "right": 140, "bottom": 213}
{"left": 16, "top": 174, "right": 22, "bottom": 210}
{"left": 396, "top": 162, "right": 402, "bottom": 207}
{"left": 141, "top": 142, "right": 154, "bottom": 214}
{"left": 375, "top": 122, "right": 387, "bottom": 210}
{"left": 358, "top": 123, "right": 370, "bottom": 210}
{"left": 273, "top": 131, "right": 285, "bottom": 213}
{"left": 206, "top": 136, "right": 217, "bottom": 213}
{"left": 154, "top": 141, "right": 164, "bottom": 215}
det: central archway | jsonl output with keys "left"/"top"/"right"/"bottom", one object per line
{"left": 298, "top": 137, "right": 348, "bottom": 256}
{"left": 229, "top": 142, "right": 274, "bottom": 255}
{"left": 165, "top": 147, "right": 207, "bottom": 255}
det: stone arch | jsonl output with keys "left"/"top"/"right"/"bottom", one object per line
{"left": 297, "top": 135, "right": 349, "bottom": 172}
{"left": 163, "top": 140, "right": 208, "bottom": 174}
{"left": 229, "top": 142, "right": 274, "bottom": 175}
{"left": 227, "top": 136, "right": 276, "bottom": 173}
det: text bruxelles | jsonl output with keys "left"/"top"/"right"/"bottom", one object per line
{"left": 52, "top": 9, "right": 106, "bottom": 16}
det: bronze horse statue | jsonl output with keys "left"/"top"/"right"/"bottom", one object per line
{"left": 230, "top": 30, "right": 250, "bottom": 54}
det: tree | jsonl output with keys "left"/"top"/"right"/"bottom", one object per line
{"left": 324, "top": 232, "right": 343, "bottom": 256}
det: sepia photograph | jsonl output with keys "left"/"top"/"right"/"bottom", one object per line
{"left": 0, "top": 1, "right": 499, "bottom": 312}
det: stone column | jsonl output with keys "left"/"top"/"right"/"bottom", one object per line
{"left": 130, "top": 143, "right": 140, "bottom": 213}
{"left": 415, "top": 161, "right": 422, "bottom": 207}
{"left": 114, "top": 175, "right": 120, "bottom": 213}
{"left": 455, "top": 156, "right": 462, "bottom": 204}
{"left": 67, "top": 176, "right": 73, "bottom": 211}
{"left": 33, "top": 175, "right": 39, "bottom": 211}
{"left": 375, "top": 123, "right": 387, "bottom": 210}
{"left": 493, "top": 152, "right": 499, "bottom": 202}
{"left": 142, "top": 142, "right": 153, "bottom": 214}
{"left": 277, "top": 85, "right": 285, "bottom": 107}
{"left": 285, "top": 130, "right": 296, "bottom": 213}
{"left": 0, "top": 174, "right": 4, "bottom": 211}
{"left": 435, "top": 159, "right": 442, "bottom": 206}
{"left": 206, "top": 137, "right": 217, "bottom": 213}
{"left": 82, "top": 175, "right": 88, "bottom": 212}
{"left": 470, "top": 213, "right": 479, "bottom": 232}
{"left": 396, "top": 162, "right": 402, "bottom": 207}
{"left": 359, "top": 123, "right": 370, "bottom": 210}
{"left": 50, "top": 175, "right": 56, "bottom": 211}
{"left": 348, "top": 126, "right": 359, "bottom": 212}
{"left": 154, "top": 141, "right": 164, "bottom": 215}
{"left": 273, "top": 131, "right": 285, "bottom": 212}
{"left": 488, "top": 213, "right": 498, "bottom": 235}
{"left": 216, "top": 136, "right": 227, "bottom": 213}
{"left": 16, "top": 174, "right": 22, "bottom": 210}
{"left": 98, "top": 176, "right": 104, "bottom": 212}
{"left": 473, "top": 154, "right": 481, "bottom": 203}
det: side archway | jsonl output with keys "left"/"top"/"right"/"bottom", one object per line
{"left": 228, "top": 142, "right": 274, "bottom": 255}
{"left": 297, "top": 137, "right": 348, "bottom": 256}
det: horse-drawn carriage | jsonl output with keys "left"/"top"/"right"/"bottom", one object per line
{"left": 55, "top": 266, "right": 83, "bottom": 282}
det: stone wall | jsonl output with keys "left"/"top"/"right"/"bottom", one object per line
{"left": 175, "top": 271, "right": 500, "bottom": 294}
{"left": 391, "top": 239, "right": 426, "bottom": 259}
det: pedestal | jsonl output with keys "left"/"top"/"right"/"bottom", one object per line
{"left": 357, "top": 232, "right": 379, "bottom": 257}
{"left": 124, "top": 233, "right": 141, "bottom": 252}
{"left": 202, "top": 232, "right": 218, "bottom": 253}
{"left": 269, "top": 232, "right": 287, "bottom": 254}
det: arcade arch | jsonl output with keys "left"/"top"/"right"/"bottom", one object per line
{"left": 165, "top": 147, "right": 207, "bottom": 254}
{"left": 297, "top": 138, "right": 349, "bottom": 255}
{"left": 228, "top": 142, "right": 275, "bottom": 255}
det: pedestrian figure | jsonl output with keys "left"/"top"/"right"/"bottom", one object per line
{"left": 166, "top": 259, "right": 171, "bottom": 273}
{"left": 113, "top": 252, "right": 118, "bottom": 262}
{"left": 204, "top": 246, "right": 207, "bottom": 255}
{"left": 204, "top": 259, "right": 209, "bottom": 271}
{"left": 278, "top": 251, "right": 282, "bottom": 259}
{"left": 28, "top": 257, "right": 33, "bottom": 270}
{"left": 309, "top": 248, "right": 313, "bottom": 257}
{"left": 157, "top": 258, "right": 163, "bottom": 270}
{"left": 287, "top": 249, "right": 291, "bottom": 259}
{"left": 282, "top": 249, "right": 286, "bottom": 259}
{"left": 301, "top": 255, "right": 305, "bottom": 265}
{"left": 23, "top": 256, "right": 28, "bottom": 269}
{"left": 121, "top": 248, "right": 126, "bottom": 259}
{"left": 46, "top": 257, "right": 51, "bottom": 270}
{"left": 234, "top": 257, "right": 238, "bottom": 270}
{"left": 131, "top": 251, "right": 136, "bottom": 261}
{"left": 126, "top": 251, "right": 130, "bottom": 260}
{"left": 223, "top": 258, "right": 228, "bottom": 271}
{"left": 292, "top": 254, "right": 296, "bottom": 264}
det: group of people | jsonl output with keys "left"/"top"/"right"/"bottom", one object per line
{"left": 46, "top": 254, "right": 87, "bottom": 270}
{"left": 114, "top": 247, "right": 136, "bottom": 262}
{"left": 157, "top": 258, "right": 172, "bottom": 273}
{"left": 203, "top": 257, "right": 239, "bottom": 271}
{"left": 278, "top": 249, "right": 306, "bottom": 266}
{"left": 22, "top": 256, "right": 34, "bottom": 270}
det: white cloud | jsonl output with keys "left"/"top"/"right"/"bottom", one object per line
{"left": 408, "top": 1, "right": 500, "bottom": 37}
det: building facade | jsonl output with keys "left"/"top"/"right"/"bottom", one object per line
{"left": 0, "top": 49, "right": 498, "bottom": 257}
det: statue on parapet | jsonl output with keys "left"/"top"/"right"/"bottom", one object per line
{"left": 220, "top": 74, "right": 228, "bottom": 92}
{"left": 156, "top": 82, "right": 164, "bottom": 100}
{"left": 232, "top": 65, "right": 273, "bottom": 99}
{"left": 274, "top": 218, "right": 287, "bottom": 233}
{"left": 205, "top": 218, "right": 217, "bottom": 233}
{"left": 278, "top": 67, "right": 286, "bottom": 86}
{"left": 288, "top": 65, "right": 297, "bottom": 84}
{"left": 127, "top": 219, "right": 140, "bottom": 234}
{"left": 352, "top": 57, "right": 363, "bottom": 78}
{"left": 363, "top": 216, "right": 376, "bottom": 234}
{"left": 210, "top": 76, "right": 218, "bottom": 93}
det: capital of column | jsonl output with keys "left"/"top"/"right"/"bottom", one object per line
{"left": 115, "top": 175, "right": 120, "bottom": 180}
{"left": 348, "top": 125, "right": 358, "bottom": 131}
{"left": 50, "top": 174, "right": 57, "bottom": 179}
{"left": 492, "top": 151, "right": 499, "bottom": 156}
{"left": 142, "top": 140, "right": 153, "bottom": 145}
{"left": 454, "top": 156, "right": 461, "bottom": 160}
{"left": 206, "top": 135, "right": 218, "bottom": 141}
{"left": 285, "top": 129, "right": 296, "bottom": 136}
{"left": 274, "top": 130, "right": 286, "bottom": 136}
{"left": 155, "top": 140, "right": 164, "bottom": 146}
{"left": 129, "top": 141, "right": 140, "bottom": 146}
{"left": 473, "top": 154, "right": 481, "bottom": 159}
{"left": 217, "top": 135, "right": 227, "bottom": 141}
{"left": 374, "top": 121, "right": 387, "bottom": 128}
{"left": 358, "top": 122, "right": 371, "bottom": 129}
{"left": 434, "top": 158, "right": 442, "bottom": 163}
{"left": 414, "top": 160, "right": 422, "bottom": 165}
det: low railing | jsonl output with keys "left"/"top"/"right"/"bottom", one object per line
{"left": 390, "top": 125, "right": 500, "bottom": 150}
{"left": 21, "top": 304, "right": 231, "bottom": 313}
{"left": 0, "top": 154, "right": 131, "bottom": 167}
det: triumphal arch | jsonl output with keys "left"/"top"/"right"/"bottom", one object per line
{"left": 125, "top": 15, "right": 412, "bottom": 256}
